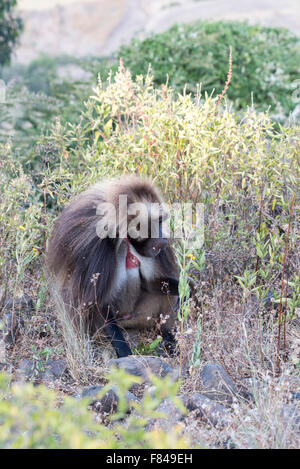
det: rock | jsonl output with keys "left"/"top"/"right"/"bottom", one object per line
{"left": 156, "top": 399, "right": 185, "bottom": 424}
{"left": 279, "top": 375, "right": 300, "bottom": 393}
{"left": 0, "top": 294, "right": 34, "bottom": 345}
{"left": 15, "top": 359, "right": 67, "bottom": 384}
{"left": 291, "top": 392, "right": 300, "bottom": 402}
{"left": 0, "top": 312, "right": 25, "bottom": 345}
{"left": 240, "top": 377, "right": 263, "bottom": 390}
{"left": 15, "top": 359, "right": 40, "bottom": 382}
{"left": 147, "top": 392, "right": 231, "bottom": 431}
{"left": 79, "top": 385, "right": 105, "bottom": 399}
{"left": 77, "top": 384, "right": 139, "bottom": 414}
{"left": 183, "top": 392, "right": 231, "bottom": 427}
{"left": 108, "top": 355, "right": 177, "bottom": 383}
{"left": 199, "top": 363, "right": 238, "bottom": 404}
{"left": 235, "top": 383, "right": 254, "bottom": 403}
{"left": 146, "top": 399, "right": 185, "bottom": 432}
{"left": 2, "top": 294, "right": 34, "bottom": 314}
{"left": 0, "top": 338, "right": 7, "bottom": 365}
{"left": 42, "top": 360, "right": 68, "bottom": 382}
{"left": 281, "top": 404, "right": 300, "bottom": 432}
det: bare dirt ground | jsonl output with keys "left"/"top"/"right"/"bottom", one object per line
{"left": 15, "top": 0, "right": 300, "bottom": 64}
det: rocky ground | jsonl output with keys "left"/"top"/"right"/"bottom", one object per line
{"left": 15, "top": 0, "right": 300, "bottom": 64}
{"left": 1, "top": 290, "right": 300, "bottom": 448}
{"left": 2, "top": 0, "right": 299, "bottom": 449}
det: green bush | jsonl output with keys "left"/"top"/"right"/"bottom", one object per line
{"left": 0, "top": 143, "right": 44, "bottom": 299}
{"left": 0, "top": 67, "right": 299, "bottom": 449}
{"left": 0, "top": 83, "right": 60, "bottom": 167}
{"left": 38, "top": 66, "right": 299, "bottom": 307}
{"left": 2, "top": 20, "right": 299, "bottom": 169}
{"left": 0, "top": 0, "right": 23, "bottom": 66}
{"left": 119, "top": 21, "right": 300, "bottom": 123}
{"left": 0, "top": 55, "right": 116, "bottom": 166}
{"left": 0, "top": 369, "right": 189, "bottom": 449}
{"left": 1, "top": 66, "right": 299, "bottom": 313}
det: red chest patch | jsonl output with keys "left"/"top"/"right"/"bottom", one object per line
{"left": 125, "top": 238, "right": 140, "bottom": 269}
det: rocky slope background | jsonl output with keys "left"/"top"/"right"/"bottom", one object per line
{"left": 0, "top": 0, "right": 299, "bottom": 450}
{"left": 15, "top": 0, "right": 300, "bottom": 64}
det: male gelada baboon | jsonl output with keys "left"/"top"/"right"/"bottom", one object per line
{"left": 47, "top": 176, "right": 180, "bottom": 357}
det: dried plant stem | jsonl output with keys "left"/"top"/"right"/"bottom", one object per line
{"left": 255, "top": 182, "right": 264, "bottom": 277}
{"left": 119, "top": 57, "right": 158, "bottom": 149}
{"left": 42, "top": 187, "right": 47, "bottom": 252}
{"left": 283, "top": 194, "right": 295, "bottom": 360}
{"left": 276, "top": 193, "right": 295, "bottom": 373}
{"left": 206, "top": 45, "right": 232, "bottom": 120}
{"left": 179, "top": 317, "right": 184, "bottom": 376}
{"left": 217, "top": 45, "right": 233, "bottom": 105}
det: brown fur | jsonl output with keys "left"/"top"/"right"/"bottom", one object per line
{"left": 47, "top": 176, "right": 179, "bottom": 357}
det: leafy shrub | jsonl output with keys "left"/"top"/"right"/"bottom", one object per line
{"left": 39, "top": 65, "right": 299, "bottom": 309}
{"left": 0, "top": 0, "right": 23, "bottom": 66}
{"left": 0, "top": 66, "right": 299, "bottom": 449}
{"left": 0, "top": 55, "right": 116, "bottom": 166}
{"left": 0, "top": 82, "right": 60, "bottom": 167}
{"left": 0, "top": 142, "right": 44, "bottom": 300}
{"left": 1, "top": 65, "right": 299, "bottom": 320}
{"left": 0, "top": 369, "right": 189, "bottom": 449}
{"left": 2, "top": 20, "right": 299, "bottom": 170}
{"left": 0, "top": 66, "right": 299, "bottom": 394}
{"left": 119, "top": 21, "right": 300, "bottom": 123}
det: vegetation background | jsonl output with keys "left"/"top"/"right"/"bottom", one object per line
{"left": 0, "top": 0, "right": 299, "bottom": 449}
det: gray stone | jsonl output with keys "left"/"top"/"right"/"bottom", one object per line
{"left": 0, "top": 338, "right": 7, "bottom": 365}
{"left": 15, "top": 1, "right": 300, "bottom": 65}
{"left": 146, "top": 398, "right": 185, "bottom": 432}
{"left": 200, "top": 363, "right": 238, "bottom": 404}
{"left": 2, "top": 294, "right": 34, "bottom": 314}
{"left": 15, "top": 359, "right": 67, "bottom": 383}
{"left": 147, "top": 392, "right": 231, "bottom": 431}
{"left": 108, "top": 355, "right": 177, "bottom": 383}
{"left": 15, "top": 359, "right": 36, "bottom": 382}
{"left": 79, "top": 385, "right": 105, "bottom": 399}
{"left": 0, "top": 295, "right": 34, "bottom": 345}
{"left": 0, "top": 312, "right": 25, "bottom": 345}
{"left": 42, "top": 359, "right": 68, "bottom": 381}
{"left": 77, "top": 384, "right": 139, "bottom": 414}
{"left": 156, "top": 399, "right": 185, "bottom": 424}
{"left": 184, "top": 392, "right": 231, "bottom": 427}
{"left": 281, "top": 404, "right": 300, "bottom": 432}
{"left": 291, "top": 392, "right": 300, "bottom": 402}
{"left": 235, "top": 383, "right": 254, "bottom": 403}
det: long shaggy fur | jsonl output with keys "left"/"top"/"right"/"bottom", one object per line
{"left": 47, "top": 176, "right": 179, "bottom": 356}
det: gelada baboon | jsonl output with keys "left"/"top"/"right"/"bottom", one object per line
{"left": 47, "top": 176, "right": 180, "bottom": 357}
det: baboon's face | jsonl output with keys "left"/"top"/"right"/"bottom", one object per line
{"left": 128, "top": 215, "right": 169, "bottom": 258}
{"left": 129, "top": 235, "right": 169, "bottom": 258}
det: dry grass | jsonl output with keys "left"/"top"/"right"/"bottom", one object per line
{"left": 2, "top": 256, "right": 299, "bottom": 448}
{"left": 48, "top": 282, "right": 108, "bottom": 385}
{"left": 167, "top": 272, "right": 300, "bottom": 448}
{"left": 1, "top": 67, "right": 299, "bottom": 448}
